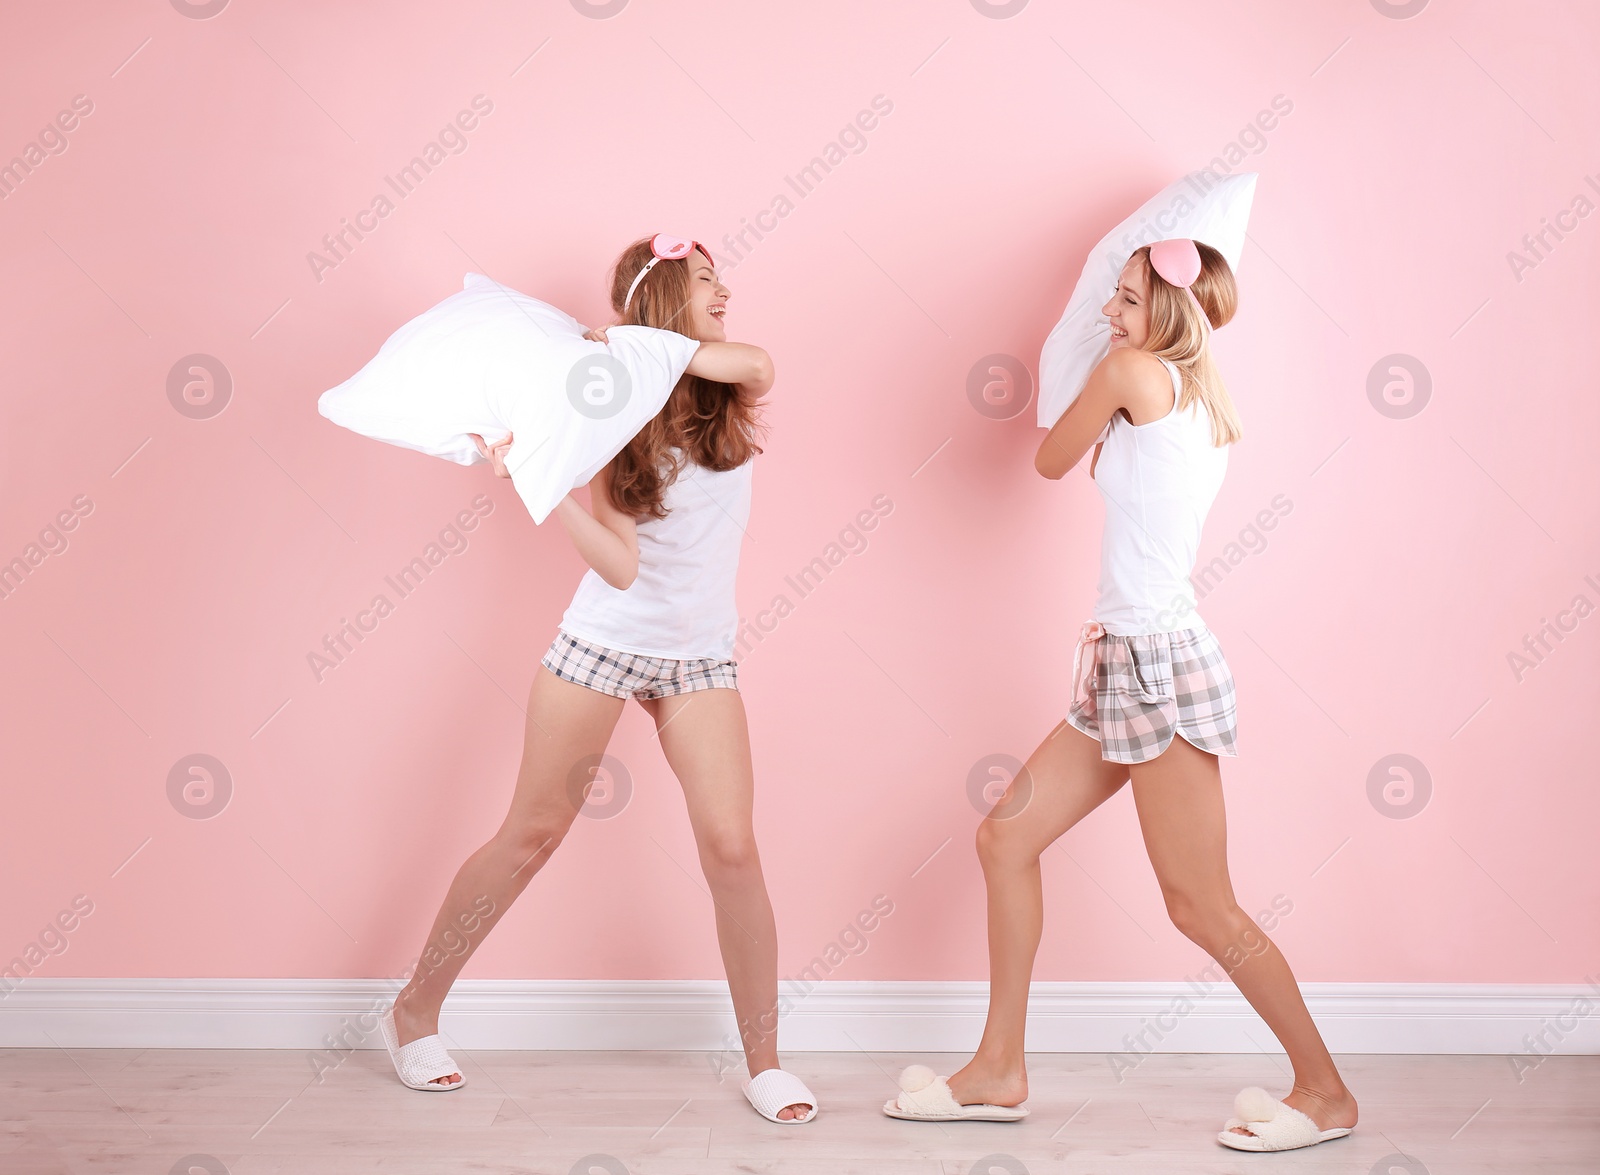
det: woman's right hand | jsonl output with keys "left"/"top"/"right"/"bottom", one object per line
{"left": 582, "top": 325, "right": 611, "bottom": 343}
{"left": 469, "top": 432, "right": 514, "bottom": 478}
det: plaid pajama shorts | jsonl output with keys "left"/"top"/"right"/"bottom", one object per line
{"left": 1064, "top": 622, "right": 1239, "bottom": 764}
{"left": 540, "top": 630, "right": 739, "bottom": 700}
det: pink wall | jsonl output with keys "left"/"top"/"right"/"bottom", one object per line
{"left": 2, "top": 0, "right": 1596, "bottom": 992}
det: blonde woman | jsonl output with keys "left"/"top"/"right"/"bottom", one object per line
{"left": 883, "top": 239, "right": 1357, "bottom": 1153}
{"left": 380, "top": 235, "right": 817, "bottom": 1125}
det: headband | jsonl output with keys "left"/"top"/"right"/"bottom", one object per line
{"left": 622, "top": 233, "right": 714, "bottom": 313}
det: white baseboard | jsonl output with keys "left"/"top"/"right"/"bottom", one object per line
{"left": 2, "top": 979, "right": 1597, "bottom": 1058}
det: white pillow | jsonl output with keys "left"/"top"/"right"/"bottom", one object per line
{"left": 317, "top": 273, "right": 701, "bottom": 523}
{"left": 1037, "top": 171, "right": 1258, "bottom": 430}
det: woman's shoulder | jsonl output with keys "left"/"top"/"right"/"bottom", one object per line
{"left": 1099, "top": 348, "right": 1176, "bottom": 424}
{"left": 1099, "top": 345, "right": 1174, "bottom": 380}
{"left": 1097, "top": 346, "right": 1177, "bottom": 396}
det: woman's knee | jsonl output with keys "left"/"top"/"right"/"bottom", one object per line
{"left": 698, "top": 828, "right": 760, "bottom": 876}
{"left": 498, "top": 811, "right": 573, "bottom": 867}
{"left": 975, "top": 816, "right": 1040, "bottom": 869}
{"left": 1163, "top": 888, "right": 1253, "bottom": 953}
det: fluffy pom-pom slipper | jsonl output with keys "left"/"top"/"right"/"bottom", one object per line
{"left": 882, "top": 1065, "right": 1028, "bottom": 1122}
{"left": 1218, "top": 1086, "right": 1353, "bottom": 1151}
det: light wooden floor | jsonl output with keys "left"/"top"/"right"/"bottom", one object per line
{"left": 3, "top": 1048, "right": 1596, "bottom": 1173}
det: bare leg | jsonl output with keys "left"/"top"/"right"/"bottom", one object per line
{"left": 642, "top": 688, "right": 811, "bottom": 1121}
{"left": 1127, "top": 733, "right": 1358, "bottom": 1137}
{"left": 947, "top": 720, "right": 1129, "bottom": 1107}
{"left": 389, "top": 667, "right": 626, "bottom": 1082}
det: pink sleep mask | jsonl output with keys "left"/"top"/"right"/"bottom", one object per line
{"left": 1147, "top": 237, "right": 1212, "bottom": 335}
{"left": 623, "top": 233, "right": 714, "bottom": 312}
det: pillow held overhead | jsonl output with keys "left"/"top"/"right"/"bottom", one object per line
{"left": 1037, "top": 171, "right": 1258, "bottom": 431}
{"left": 317, "top": 273, "right": 701, "bottom": 524}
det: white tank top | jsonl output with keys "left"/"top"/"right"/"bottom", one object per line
{"left": 1090, "top": 355, "right": 1228, "bottom": 635}
{"left": 559, "top": 450, "right": 753, "bottom": 660}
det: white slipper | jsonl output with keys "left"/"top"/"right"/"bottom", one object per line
{"left": 378, "top": 1004, "right": 467, "bottom": 1091}
{"left": 741, "top": 1067, "right": 818, "bottom": 1123}
{"left": 1217, "top": 1086, "right": 1352, "bottom": 1151}
{"left": 882, "top": 1065, "right": 1028, "bottom": 1122}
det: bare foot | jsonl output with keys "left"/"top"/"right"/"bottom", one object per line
{"left": 390, "top": 995, "right": 461, "bottom": 1086}
{"left": 946, "top": 1057, "right": 1028, "bottom": 1108}
{"left": 776, "top": 1097, "right": 814, "bottom": 1121}
{"left": 1227, "top": 1083, "right": 1357, "bottom": 1138}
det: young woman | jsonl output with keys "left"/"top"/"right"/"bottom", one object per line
{"left": 378, "top": 234, "right": 818, "bottom": 1125}
{"left": 882, "top": 239, "right": 1358, "bottom": 1152}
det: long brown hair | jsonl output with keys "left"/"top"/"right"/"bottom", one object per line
{"left": 603, "top": 237, "right": 767, "bottom": 519}
{"left": 1133, "top": 242, "right": 1244, "bottom": 447}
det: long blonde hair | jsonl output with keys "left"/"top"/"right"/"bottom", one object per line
{"left": 603, "top": 236, "right": 767, "bottom": 519}
{"left": 1133, "top": 242, "right": 1243, "bottom": 447}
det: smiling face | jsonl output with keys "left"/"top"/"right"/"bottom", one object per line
{"left": 684, "top": 249, "right": 730, "bottom": 341}
{"left": 1103, "top": 254, "right": 1151, "bottom": 351}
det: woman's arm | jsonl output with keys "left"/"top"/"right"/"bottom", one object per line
{"left": 552, "top": 462, "right": 640, "bottom": 590}
{"left": 1035, "top": 348, "right": 1149, "bottom": 480}
{"left": 584, "top": 326, "right": 774, "bottom": 400}
{"left": 685, "top": 341, "right": 774, "bottom": 399}
{"left": 470, "top": 431, "right": 640, "bottom": 589}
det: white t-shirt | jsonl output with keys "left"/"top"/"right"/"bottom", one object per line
{"left": 1090, "top": 355, "right": 1228, "bottom": 635}
{"left": 559, "top": 450, "right": 752, "bottom": 660}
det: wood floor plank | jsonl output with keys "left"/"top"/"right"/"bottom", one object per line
{"left": 0, "top": 1050, "right": 1593, "bottom": 1174}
